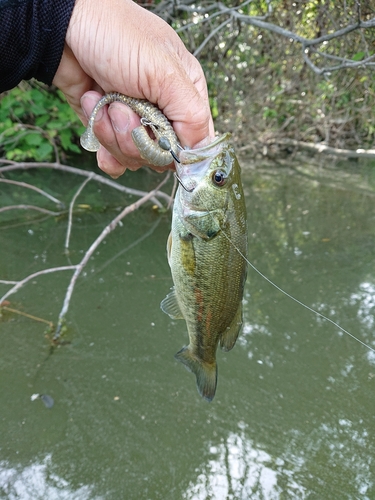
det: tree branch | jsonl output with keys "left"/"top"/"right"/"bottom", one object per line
{"left": 65, "top": 174, "right": 94, "bottom": 251}
{"left": 0, "top": 205, "right": 62, "bottom": 216}
{"left": 0, "top": 266, "right": 78, "bottom": 305}
{"left": 178, "top": 0, "right": 375, "bottom": 75}
{"left": 0, "top": 160, "right": 172, "bottom": 207}
{"left": 0, "top": 178, "right": 64, "bottom": 207}
{"left": 53, "top": 171, "right": 171, "bottom": 339}
{"left": 265, "top": 138, "right": 375, "bottom": 159}
{"left": 1, "top": 158, "right": 174, "bottom": 337}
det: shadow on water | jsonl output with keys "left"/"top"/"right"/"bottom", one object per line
{"left": 0, "top": 156, "right": 375, "bottom": 499}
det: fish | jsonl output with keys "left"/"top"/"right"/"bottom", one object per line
{"left": 82, "top": 95, "right": 249, "bottom": 400}
{"left": 80, "top": 92, "right": 179, "bottom": 167}
{"left": 161, "top": 133, "right": 248, "bottom": 401}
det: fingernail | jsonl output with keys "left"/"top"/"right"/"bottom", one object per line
{"left": 108, "top": 103, "right": 130, "bottom": 133}
{"left": 81, "top": 95, "right": 104, "bottom": 121}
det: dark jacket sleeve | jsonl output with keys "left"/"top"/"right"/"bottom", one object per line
{"left": 0, "top": 0, "right": 76, "bottom": 92}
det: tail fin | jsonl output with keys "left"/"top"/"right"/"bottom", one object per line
{"left": 175, "top": 346, "right": 217, "bottom": 402}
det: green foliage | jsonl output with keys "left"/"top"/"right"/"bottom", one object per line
{"left": 1, "top": 1, "right": 375, "bottom": 159}
{"left": 172, "top": 0, "right": 375, "bottom": 150}
{"left": 0, "top": 82, "right": 84, "bottom": 161}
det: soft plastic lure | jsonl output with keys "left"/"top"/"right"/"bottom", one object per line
{"left": 80, "top": 92, "right": 180, "bottom": 167}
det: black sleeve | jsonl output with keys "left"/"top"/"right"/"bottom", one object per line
{"left": 0, "top": 0, "right": 76, "bottom": 92}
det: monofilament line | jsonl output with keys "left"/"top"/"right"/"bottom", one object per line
{"left": 174, "top": 146, "right": 374, "bottom": 355}
{"left": 221, "top": 230, "right": 375, "bottom": 354}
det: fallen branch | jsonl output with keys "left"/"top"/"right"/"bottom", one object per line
{"left": 1, "top": 306, "right": 54, "bottom": 328}
{"left": 65, "top": 174, "right": 94, "bottom": 251}
{"left": 1, "top": 155, "right": 174, "bottom": 339}
{"left": 0, "top": 160, "right": 172, "bottom": 207}
{"left": 0, "top": 178, "right": 64, "bottom": 207}
{"left": 0, "top": 266, "right": 78, "bottom": 305}
{"left": 53, "top": 172, "right": 171, "bottom": 339}
{"left": 265, "top": 139, "right": 375, "bottom": 159}
{"left": 0, "top": 204, "right": 63, "bottom": 216}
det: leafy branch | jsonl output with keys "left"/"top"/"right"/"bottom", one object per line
{"left": 173, "top": 1, "right": 375, "bottom": 75}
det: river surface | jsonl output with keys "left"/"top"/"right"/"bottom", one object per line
{"left": 0, "top": 155, "right": 375, "bottom": 499}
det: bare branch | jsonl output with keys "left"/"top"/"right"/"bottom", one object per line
{"left": 176, "top": 0, "right": 257, "bottom": 33}
{"left": 53, "top": 172, "right": 171, "bottom": 339}
{"left": 0, "top": 204, "right": 62, "bottom": 216}
{"left": 1, "top": 306, "right": 54, "bottom": 328}
{"left": 181, "top": 1, "right": 375, "bottom": 75}
{"left": 193, "top": 19, "right": 231, "bottom": 57}
{"left": 0, "top": 160, "right": 172, "bottom": 206}
{"left": 309, "top": 49, "right": 375, "bottom": 73}
{"left": 0, "top": 178, "right": 64, "bottom": 206}
{"left": 266, "top": 138, "right": 375, "bottom": 159}
{"left": 0, "top": 266, "right": 78, "bottom": 305}
{"left": 226, "top": 8, "right": 375, "bottom": 47}
{"left": 65, "top": 174, "right": 94, "bottom": 251}
{"left": 1, "top": 157, "right": 173, "bottom": 338}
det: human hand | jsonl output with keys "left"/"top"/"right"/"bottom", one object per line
{"left": 53, "top": 0, "right": 214, "bottom": 177}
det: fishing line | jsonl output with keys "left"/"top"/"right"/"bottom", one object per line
{"left": 220, "top": 226, "right": 375, "bottom": 354}
{"left": 174, "top": 148, "right": 375, "bottom": 355}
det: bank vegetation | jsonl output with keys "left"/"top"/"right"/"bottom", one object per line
{"left": 1, "top": 0, "right": 375, "bottom": 162}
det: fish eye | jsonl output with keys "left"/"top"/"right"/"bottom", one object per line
{"left": 212, "top": 170, "right": 227, "bottom": 187}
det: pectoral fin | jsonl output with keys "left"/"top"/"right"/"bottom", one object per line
{"left": 220, "top": 302, "right": 243, "bottom": 352}
{"left": 160, "top": 288, "right": 184, "bottom": 320}
{"left": 175, "top": 346, "right": 217, "bottom": 402}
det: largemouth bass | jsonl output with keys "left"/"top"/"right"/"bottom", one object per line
{"left": 161, "top": 133, "right": 248, "bottom": 401}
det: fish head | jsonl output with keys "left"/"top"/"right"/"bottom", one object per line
{"left": 174, "top": 134, "right": 244, "bottom": 239}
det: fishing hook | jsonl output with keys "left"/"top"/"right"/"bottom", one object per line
{"left": 174, "top": 173, "right": 195, "bottom": 193}
{"left": 140, "top": 118, "right": 181, "bottom": 163}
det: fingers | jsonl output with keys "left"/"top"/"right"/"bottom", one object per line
{"left": 137, "top": 35, "right": 215, "bottom": 149}
{"left": 81, "top": 91, "right": 147, "bottom": 174}
{"left": 52, "top": 45, "right": 97, "bottom": 123}
{"left": 81, "top": 91, "right": 173, "bottom": 176}
{"left": 65, "top": 0, "right": 216, "bottom": 174}
{"left": 68, "top": 0, "right": 215, "bottom": 150}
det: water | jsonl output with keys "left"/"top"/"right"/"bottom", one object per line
{"left": 1, "top": 157, "right": 375, "bottom": 499}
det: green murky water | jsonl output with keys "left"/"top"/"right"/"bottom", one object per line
{"left": 1, "top": 157, "right": 375, "bottom": 499}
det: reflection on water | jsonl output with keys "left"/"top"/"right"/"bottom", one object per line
{"left": 0, "top": 455, "right": 101, "bottom": 500}
{"left": 1, "top": 159, "right": 375, "bottom": 499}
{"left": 350, "top": 282, "right": 375, "bottom": 331}
{"left": 183, "top": 426, "right": 305, "bottom": 499}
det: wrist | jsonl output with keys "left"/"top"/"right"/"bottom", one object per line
{"left": 65, "top": 0, "right": 95, "bottom": 61}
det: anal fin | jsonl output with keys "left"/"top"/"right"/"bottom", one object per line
{"left": 220, "top": 302, "right": 243, "bottom": 352}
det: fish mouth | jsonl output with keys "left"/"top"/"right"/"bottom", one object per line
{"left": 175, "top": 133, "right": 231, "bottom": 190}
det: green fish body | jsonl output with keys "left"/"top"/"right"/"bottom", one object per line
{"left": 161, "top": 134, "right": 248, "bottom": 401}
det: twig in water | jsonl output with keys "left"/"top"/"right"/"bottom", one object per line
{"left": 0, "top": 178, "right": 64, "bottom": 207}
{"left": 54, "top": 172, "right": 171, "bottom": 339}
{"left": 0, "top": 205, "right": 63, "bottom": 216}
{"left": 65, "top": 174, "right": 94, "bottom": 251}
{"left": 0, "top": 266, "right": 78, "bottom": 305}
{"left": 0, "top": 160, "right": 172, "bottom": 207}
{"left": 1, "top": 306, "right": 54, "bottom": 328}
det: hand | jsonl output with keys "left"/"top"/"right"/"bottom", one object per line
{"left": 53, "top": 0, "right": 214, "bottom": 177}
